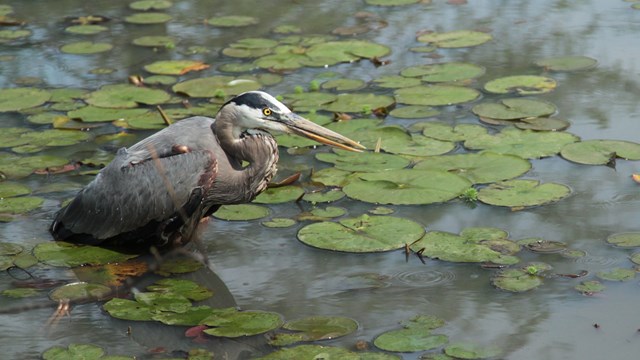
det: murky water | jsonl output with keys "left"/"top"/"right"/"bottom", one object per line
{"left": 1, "top": 0, "right": 640, "bottom": 359}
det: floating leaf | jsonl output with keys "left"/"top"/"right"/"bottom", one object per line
{"left": 343, "top": 169, "right": 472, "bottom": 205}
{"left": 0, "top": 88, "right": 51, "bottom": 112}
{"left": 20, "top": 129, "right": 90, "bottom": 147}
{"left": 270, "top": 316, "right": 358, "bottom": 346}
{"left": 68, "top": 106, "right": 149, "bottom": 122}
{"left": 484, "top": 75, "right": 557, "bottom": 95}
{"left": 0, "top": 242, "right": 23, "bottom": 256}
{"left": 152, "top": 306, "right": 217, "bottom": 326}
{"left": 258, "top": 345, "right": 361, "bottom": 360}
{"left": 471, "top": 98, "right": 556, "bottom": 120}
{"left": 0, "top": 153, "right": 70, "bottom": 178}
{"left": 596, "top": 268, "right": 636, "bottom": 282}
{"left": 64, "top": 25, "right": 108, "bottom": 35}
{"left": 415, "top": 152, "right": 531, "bottom": 184}
{"left": 60, "top": 41, "right": 113, "bottom": 54}
{"left": 417, "top": 30, "right": 492, "bottom": 48}
{"left": 262, "top": 218, "right": 297, "bottom": 228}
{"left": 374, "top": 329, "right": 448, "bottom": 352}
{"left": 401, "top": 62, "right": 485, "bottom": 83}
{"left": 2, "top": 288, "right": 40, "bottom": 298}
{"left": 0, "top": 182, "right": 31, "bottom": 198}
{"left": 86, "top": 84, "right": 170, "bottom": 108}
{"left": 306, "top": 40, "right": 391, "bottom": 63}
{"left": 207, "top": 15, "right": 258, "bottom": 27}
{"left": 410, "top": 230, "right": 519, "bottom": 264}
{"left": 374, "top": 75, "right": 421, "bottom": 89}
{"left": 317, "top": 149, "right": 410, "bottom": 172}
{"left": 310, "top": 167, "right": 354, "bottom": 187}
{"left": 321, "top": 78, "right": 366, "bottom": 91}
{"left": 129, "top": 0, "right": 172, "bottom": 10}
{"left": 535, "top": 55, "right": 597, "bottom": 71}
{"left": 49, "top": 282, "right": 111, "bottom": 302}
{"left": 0, "top": 29, "right": 31, "bottom": 41}
{"left": 0, "top": 196, "right": 44, "bottom": 214}
{"left": 464, "top": 127, "right": 579, "bottom": 159}
{"left": 144, "top": 60, "right": 209, "bottom": 75}
{"left": 144, "top": 75, "right": 177, "bottom": 85}
{"left": 103, "top": 298, "right": 154, "bottom": 321}
{"left": 132, "top": 36, "right": 176, "bottom": 48}
{"left": 307, "top": 206, "right": 346, "bottom": 219}
{"left": 444, "top": 342, "right": 502, "bottom": 359}
{"left": 202, "top": 310, "right": 283, "bottom": 338}
{"left": 606, "top": 232, "right": 640, "bottom": 248}
{"left": 514, "top": 117, "right": 570, "bottom": 131}
{"left": 302, "top": 189, "right": 345, "bottom": 203}
{"left": 575, "top": 280, "right": 605, "bottom": 295}
{"left": 213, "top": 204, "right": 270, "bottom": 221}
{"left": 155, "top": 257, "right": 204, "bottom": 276}
{"left": 419, "top": 122, "right": 487, "bottom": 142}
{"left": 395, "top": 85, "right": 480, "bottom": 106}
{"left": 389, "top": 105, "right": 440, "bottom": 119}
{"left": 33, "top": 241, "right": 138, "bottom": 267}
{"left": 477, "top": 179, "right": 571, "bottom": 208}
{"left": 520, "top": 239, "right": 567, "bottom": 253}
{"left": 560, "top": 140, "right": 640, "bottom": 165}
{"left": 124, "top": 12, "right": 172, "bottom": 24}
{"left": 321, "top": 93, "right": 395, "bottom": 113}
{"left": 172, "top": 76, "right": 260, "bottom": 98}
{"left": 147, "top": 278, "right": 213, "bottom": 301}
{"left": 253, "top": 186, "right": 305, "bottom": 204}
{"left": 492, "top": 268, "right": 543, "bottom": 292}
{"left": 42, "top": 343, "right": 105, "bottom": 360}
{"left": 297, "top": 214, "right": 424, "bottom": 253}
{"left": 135, "top": 291, "right": 192, "bottom": 312}
{"left": 366, "top": 0, "right": 420, "bottom": 5}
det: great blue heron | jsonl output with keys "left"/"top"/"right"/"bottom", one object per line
{"left": 50, "top": 91, "right": 363, "bottom": 248}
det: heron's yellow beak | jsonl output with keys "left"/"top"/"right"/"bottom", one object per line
{"left": 282, "top": 113, "right": 365, "bottom": 152}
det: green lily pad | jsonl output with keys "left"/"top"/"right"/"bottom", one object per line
{"left": 310, "top": 167, "right": 354, "bottom": 187}
{"left": 298, "top": 214, "right": 424, "bottom": 253}
{"left": 20, "top": 129, "right": 90, "bottom": 147}
{"left": 514, "top": 117, "right": 570, "bottom": 131}
{"left": 630, "top": 253, "right": 640, "bottom": 265}
{"left": 27, "top": 112, "right": 67, "bottom": 125}
{"left": 484, "top": 75, "right": 557, "bottom": 95}
{"left": 12, "top": 252, "right": 38, "bottom": 268}
{"left": 606, "top": 232, "right": 640, "bottom": 248}
{"left": 401, "top": 314, "right": 446, "bottom": 330}
{"left": 535, "top": 55, "right": 597, "bottom": 71}
{"left": 417, "top": 30, "right": 492, "bottom": 48}
{"left": 2, "top": 288, "right": 40, "bottom": 298}
{"left": 521, "top": 239, "right": 567, "bottom": 253}
{"left": 272, "top": 24, "right": 302, "bottom": 34}
{"left": 103, "top": 298, "right": 154, "bottom": 321}
{"left": 306, "top": 40, "right": 391, "bottom": 63}
{"left": 383, "top": 133, "right": 455, "bottom": 157}
{"left": 302, "top": 189, "right": 345, "bottom": 203}
{"left": 124, "top": 112, "right": 166, "bottom": 130}
{"left": 575, "top": 280, "right": 605, "bottom": 295}
{"left": 321, "top": 93, "right": 395, "bottom": 113}
{"left": 0, "top": 196, "right": 44, "bottom": 214}
{"left": 0, "top": 87, "right": 51, "bottom": 112}
{"left": 389, "top": 105, "right": 440, "bottom": 119}
{"left": 343, "top": 169, "right": 472, "bottom": 205}
{"left": 262, "top": 218, "right": 297, "bottom": 228}
{"left": 132, "top": 36, "right": 176, "bottom": 48}
{"left": 60, "top": 41, "right": 113, "bottom": 54}
{"left": 0, "top": 153, "right": 70, "bottom": 178}
{"left": 321, "top": 79, "right": 366, "bottom": 91}
{"left": 444, "top": 343, "right": 502, "bottom": 359}
{"left": 143, "top": 60, "right": 208, "bottom": 75}
{"left": 0, "top": 29, "right": 31, "bottom": 41}
{"left": 374, "top": 75, "right": 422, "bottom": 89}
{"left": 147, "top": 278, "right": 213, "bottom": 301}
{"left": 207, "top": 15, "right": 258, "bottom": 27}
{"left": 0, "top": 242, "right": 23, "bottom": 256}
{"left": 155, "top": 257, "right": 204, "bottom": 276}
{"left": 172, "top": 76, "right": 261, "bottom": 98}
{"left": 282, "top": 92, "right": 338, "bottom": 112}
{"left": 471, "top": 98, "right": 557, "bottom": 120}
{"left": 414, "top": 152, "right": 531, "bottom": 184}
{"left": 258, "top": 345, "right": 361, "bottom": 360}
{"left": 464, "top": 127, "right": 579, "bottom": 159}
{"left": 64, "top": 25, "right": 108, "bottom": 35}
{"left": 42, "top": 343, "right": 105, "bottom": 360}
{"left": 129, "top": 0, "right": 172, "bottom": 10}
{"left": 492, "top": 268, "right": 543, "bottom": 292}
{"left": 369, "top": 206, "right": 394, "bottom": 215}
{"left": 316, "top": 149, "right": 410, "bottom": 172}
{"left": 144, "top": 75, "right": 177, "bottom": 85}
{"left": 410, "top": 230, "right": 519, "bottom": 265}
{"left": 418, "top": 122, "right": 488, "bottom": 142}
{"left": 135, "top": 291, "right": 192, "bottom": 312}
{"left": 374, "top": 329, "right": 448, "bottom": 352}
{"left": 560, "top": 140, "right": 640, "bottom": 165}
{"left": 401, "top": 62, "right": 485, "bottom": 83}
{"left": 307, "top": 206, "right": 346, "bottom": 219}
{"left": 596, "top": 268, "right": 636, "bottom": 282}
{"left": 68, "top": 106, "right": 149, "bottom": 122}
{"left": 366, "top": 0, "right": 420, "bottom": 5}
{"left": 202, "top": 310, "right": 283, "bottom": 338}
{"left": 477, "top": 179, "right": 571, "bottom": 208}
{"left": 253, "top": 186, "right": 305, "bottom": 204}
{"left": 218, "top": 63, "right": 257, "bottom": 73}
{"left": 86, "top": 84, "right": 170, "bottom": 108}
{"left": 33, "top": 241, "right": 138, "bottom": 267}
{"left": 270, "top": 316, "right": 358, "bottom": 346}
{"left": 49, "top": 282, "right": 111, "bottom": 302}
{"left": 124, "top": 12, "right": 172, "bottom": 24}
{"left": 394, "top": 85, "right": 480, "bottom": 106}
{"left": 0, "top": 182, "right": 31, "bottom": 198}
{"left": 213, "top": 204, "right": 270, "bottom": 221}
{"left": 152, "top": 305, "right": 217, "bottom": 326}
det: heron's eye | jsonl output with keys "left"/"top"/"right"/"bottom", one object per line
{"left": 262, "top": 108, "right": 272, "bottom": 116}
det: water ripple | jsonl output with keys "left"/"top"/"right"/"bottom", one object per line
{"left": 392, "top": 269, "right": 456, "bottom": 288}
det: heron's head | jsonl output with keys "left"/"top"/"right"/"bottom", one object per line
{"left": 219, "top": 91, "right": 364, "bottom": 152}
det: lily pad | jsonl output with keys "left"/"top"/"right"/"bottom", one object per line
{"left": 560, "top": 140, "right": 640, "bottom": 165}
{"left": 0, "top": 196, "right": 44, "bottom": 214}
{"left": 0, "top": 242, "right": 23, "bottom": 256}
{"left": 575, "top": 280, "right": 605, "bottom": 295}
{"left": 321, "top": 93, "right": 395, "bottom": 113}
{"left": 630, "top": 253, "right": 640, "bottom": 265}
{"left": 60, "top": 41, "right": 113, "bottom": 54}
{"left": 596, "top": 268, "right": 636, "bottom": 282}
{"left": 282, "top": 92, "right": 338, "bottom": 112}
{"left": 49, "top": 282, "right": 111, "bottom": 302}
{"left": 152, "top": 306, "right": 218, "bottom": 326}
{"left": 444, "top": 343, "right": 502, "bottom": 359}
{"left": 471, "top": 98, "right": 557, "bottom": 120}
{"left": 20, "top": 129, "right": 90, "bottom": 147}
{"left": 310, "top": 167, "right": 354, "bottom": 187}
{"left": 514, "top": 117, "right": 570, "bottom": 131}
{"left": 374, "top": 329, "right": 448, "bottom": 352}
{"left": 414, "top": 152, "right": 531, "bottom": 184}
{"left": 366, "top": 0, "right": 420, "bottom": 5}
{"left": 535, "top": 55, "right": 597, "bottom": 72}
{"left": 129, "top": 0, "right": 172, "bottom": 10}
{"left": 464, "top": 127, "right": 579, "bottom": 159}
{"left": 124, "top": 12, "right": 172, "bottom": 24}
{"left": 213, "top": 204, "right": 270, "bottom": 221}
{"left": 146, "top": 278, "right": 213, "bottom": 301}
{"left": 68, "top": 106, "right": 149, "bottom": 122}
{"left": 389, "top": 106, "right": 440, "bottom": 119}
{"left": 484, "top": 75, "right": 557, "bottom": 95}
{"left": 417, "top": 30, "right": 492, "bottom": 48}
{"left": 297, "top": 214, "right": 424, "bottom": 253}
{"left": 492, "top": 268, "right": 543, "bottom": 292}
{"left": 477, "top": 179, "right": 571, "bottom": 208}
{"left": 86, "top": 84, "right": 170, "bottom": 108}
{"left": 253, "top": 186, "right": 305, "bottom": 204}
{"left": 172, "top": 76, "right": 261, "bottom": 98}
{"left": 419, "top": 122, "right": 488, "bottom": 142}
{"left": 0, "top": 87, "right": 51, "bottom": 112}
{"left": 2, "top": 288, "right": 40, "bottom": 298}
{"left": 401, "top": 62, "right": 485, "bottom": 83}
{"left": 207, "top": 15, "right": 258, "bottom": 27}
{"left": 307, "top": 206, "right": 346, "bottom": 219}
{"left": 258, "top": 345, "right": 361, "bottom": 360}
{"left": 144, "top": 60, "right": 209, "bottom": 75}
{"left": 521, "top": 239, "right": 567, "bottom": 253}
{"left": 262, "top": 217, "right": 297, "bottom": 228}
{"left": 132, "top": 36, "right": 176, "bottom": 48}
{"left": 606, "top": 232, "right": 640, "bottom": 248}
{"left": 316, "top": 150, "right": 410, "bottom": 172}
{"left": 321, "top": 79, "right": 366, "bottom": 91}
{"left": 64, "top": 25, "right": 108, "bottom": 35}
{"left": 42, "top": 344, "right": 105, "bottom": 360}
{"left": 33, "top": 241, "right": 138, "bottom": 267}
{"left": 302, "top": 189, "right": 345, "bottom": 203}
{"left": 202, "top": 310, "right": 283, "bottom": 338}
{"left": 135, "top": 291, "right": 192, "bottom": 312}
{"left": 0, "top": 153, "right": 70, "bottom": 178}
{"left": 394, "top": 85, "right": 480, "bottom": 106}
{"left": 343, "top": 169, "right": 472, "bottom": 205}
{"left": 103, "top": 298, "right": 154, "bottom": 321}
{"left": 155, "top": 257, "right": 204, "bottom": 276}
{"left": 374, "top": 75, "right": 422, "bottom": 89}
{"left": 306, "top": 40, "right": 391, "bottom": 63}
{"left": 0, "top": 182, "right": 31, "bottom": 198}
{"left": 270, "top": 316, "right": 358, "bottom": 346}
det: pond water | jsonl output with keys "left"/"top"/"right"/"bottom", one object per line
{"left": 1, "top": 0, "right": 640, "bottom": 359}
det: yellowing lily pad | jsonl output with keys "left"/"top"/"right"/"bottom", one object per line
{"left": 297, "top": 214, "right": 424, "bottom": 253}
{"left": 269, "top": 316, "right": 358, "bottom": 346}
{"left": 86, "top": 84, "right": 170, "bottom": 108}
{"left": 417, "top": 30, "right": 492, "bottom": 48}
{"left": 60, "top": 41, "right": 113, "bottom": 54}
{"left": 394, "top": 85, "right": 480, "bottom": 106}
{"left": 207, "top": 15, "right": 258, "bottom": 27}
{"left": 415, "top": 152, "right": 531, "bottom": 184}
{"left": 306, "top": 40, "right": 391, "bottom": 63}
{"left": 560, "top": 140, "right": 640, "bottom": 165}
{"left": 213, "top": 204, "right": 270, "bottom": 221}
{"left": 202, "top": 310, "right": 283, "bottom": 338}
{"left": 471, "top": 98, "right": 557, "bottom": 120}
{"left": 124, "top": 12, "right": 172, "bottom": 24}
{"left": 535, "top": 55, "right": 597, "bottom": 72}
{"left": 172, "top": 76, "right": 261, "bottom": 97}
{"left": 33, "top": 241, "right": 138, "bottom": 267}
{"left": 262, "top": 217, "right": 297, "bottom": 228}
{"left": 0, "top": 87, "right": 51, "bottom": 112}
{"left": 484, "top": 75, "right": 557, "bottom": 95}
{"left": 464, "top": 127, "right": 579, "bottom": 159}
{"left": 401, "top": 62, "right": 485, "bottom": 83}
{"left": 343, "top": 169, "right": 472, "bottom": 205}
{"left": 477, "top": 179, "right": 571, "bottom": 208}
{"left": 49, "top": 282, "right": 111, "bottom": 302}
